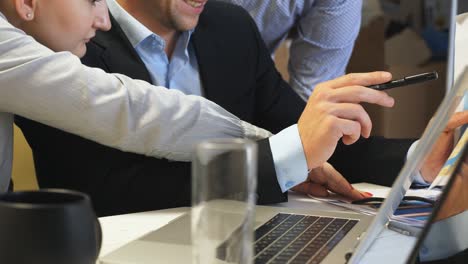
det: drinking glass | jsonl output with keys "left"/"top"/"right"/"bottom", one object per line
{"left": 191, "top": 138, "right": 257, "bottom": 264}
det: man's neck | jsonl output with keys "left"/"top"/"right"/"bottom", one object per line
{"left": 117, "top": 0, "right": 179, "bottom": 58}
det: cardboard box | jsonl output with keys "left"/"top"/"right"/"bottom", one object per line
{"left": 380, "top": 62, "right": 447, "bottom": 138}
{"left": 347, "top": 16, "right": 388, "bottom": 136}
{"left": 275, "top": 15, "right": 446, "bottom": 139}
{"left": 347, "top": 16, "right": 446, "bottom": 138}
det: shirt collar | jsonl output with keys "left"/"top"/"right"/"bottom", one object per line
{"left": 107, "top": 0, "right": 154, "bottom": 48}
{"left": 107, "top": 0, "right": 194, "bottom": 50}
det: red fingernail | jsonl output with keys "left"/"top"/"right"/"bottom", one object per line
{"left": 364, "top": 192, "right": 373, "bottom": 197}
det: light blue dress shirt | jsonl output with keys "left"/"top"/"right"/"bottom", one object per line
{"left": 108, "top": 1, "right": 203, "bottom": 96}
{"left": 218, "top": 0, "right": 362, "bottom": 100}
{"left": 136, "top": 33, "right": 205, "bottom": 96}
{"left": 107, "top": 0, "right": 309, "bottom": 193}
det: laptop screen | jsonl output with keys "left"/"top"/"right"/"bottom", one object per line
{"left": 348, "top": 1, "right": 463, "bottom": 262}
{"left": 406, "top": 4, "right": 468, "bottom": 263}
{"left": 406, "top": 144, "right": 468, "bottom": 263}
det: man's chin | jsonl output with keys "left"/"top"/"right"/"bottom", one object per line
{"left": 174, "top": 17, "right": 200, "bottom": 32}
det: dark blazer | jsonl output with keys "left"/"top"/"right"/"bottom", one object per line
{"left": 15, "top": 2, "right": 302, "bottom": 216}
{"left": 15, "top": 2, "right": 412, "bottom": 216}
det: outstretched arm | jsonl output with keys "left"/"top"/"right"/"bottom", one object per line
{"left": 0, "top": 15, "right": 270, "bottom": 163}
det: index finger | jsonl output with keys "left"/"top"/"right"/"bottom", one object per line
{"left": 330, "top": 86, "right": 395, "bottom": 107}
{"left": 321, "top": 72, "right": 393, "bottom": 89}
{"left": 326, "top": 168, "right": 366, "bottom": 201}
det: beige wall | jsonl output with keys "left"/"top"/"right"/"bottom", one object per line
{"left": 12, "top": 125, "right": 38, "bottom": 190}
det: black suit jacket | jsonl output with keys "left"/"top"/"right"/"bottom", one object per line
{"left": 15, "top": 2, "right": 412, "bottom": 216}
{"left": 15, "top": 3, "right": 302, "bottom": 216}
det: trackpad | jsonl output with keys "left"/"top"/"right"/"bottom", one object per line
{"left": 140, "top": 213, "right": 263, "bottom": 246}
{"left": 141, "top": 214, "right": 192, "bottom": 245}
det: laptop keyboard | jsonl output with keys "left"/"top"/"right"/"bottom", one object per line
{"left": 254, "top": 213, "right": 358, "bottom": 264}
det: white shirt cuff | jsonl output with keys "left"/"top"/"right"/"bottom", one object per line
{"left": 269, "top": 124, "right": 308, "bottom": 192}
{"left": 406, "top": 140, "right": 430, "bottom": 186}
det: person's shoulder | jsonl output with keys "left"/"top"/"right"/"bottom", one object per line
{"left": 203, "top": 1, "right": 250, "bottom": 17}
{"left": 199, "top": 1, "right": 254, "bottom": 29}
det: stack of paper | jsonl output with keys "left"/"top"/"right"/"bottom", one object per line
{"left": 308, "top": 183, "right": 441, "bottom": 227}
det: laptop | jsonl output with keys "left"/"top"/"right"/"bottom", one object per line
{"left": 100, "top": 1, "right": 460, "bottom": 263}
{"left": 405, "top": 4, "right": 468, "bottom": 263}
{"left": 405, "top": 141, "right": 468, "bottom": 264}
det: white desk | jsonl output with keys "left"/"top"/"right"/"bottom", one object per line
{"left": 98, "top": 192, "right": 417, "bottom": 264}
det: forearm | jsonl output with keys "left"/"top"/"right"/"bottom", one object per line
{"left": 289, "top": 0, "right": 362, "bottom": 100}
{"left": 0, "top": 18, "right": 270, "bottom": 162}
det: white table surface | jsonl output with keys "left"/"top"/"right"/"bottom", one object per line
{"left": 98, "top": 191, "right": 417, "bottom": 264}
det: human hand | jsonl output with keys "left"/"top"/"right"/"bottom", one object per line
{"left": 298, "top": 72, "right": 395, "bottom": 170}
{"left": 291, "top": 162, "right": 371, "bottom": 201}
{"left": 434, "top": 161, "right": 468, "bottom": 221}
{"left": 421, "top": 111, "right": 468, "bottom": 182}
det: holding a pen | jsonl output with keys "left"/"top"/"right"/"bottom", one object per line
{"left": 367, "top": 71, "right": 439, "bottom": 91}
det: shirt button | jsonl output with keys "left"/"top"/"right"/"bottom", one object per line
{"left": 285, "top": 181, "right": 295, "bottom": 189}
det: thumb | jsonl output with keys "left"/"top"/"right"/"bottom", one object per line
{"left": 292, "top": 182, "right": 329, "bottom": 197}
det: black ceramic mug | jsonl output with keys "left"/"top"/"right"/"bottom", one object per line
{"left": 0, "top": 189, "right": 101, "bottom": 264}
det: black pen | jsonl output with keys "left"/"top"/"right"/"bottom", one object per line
{"left": 367, "top": 71, "right": 439, "bottom": 90}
